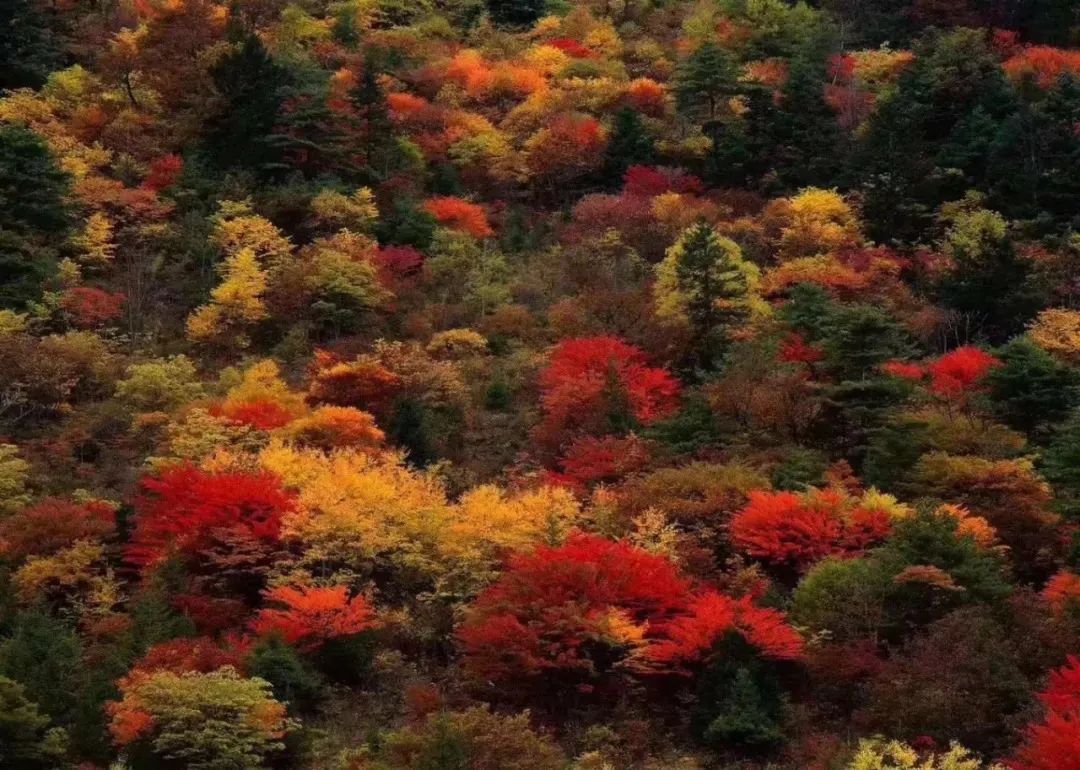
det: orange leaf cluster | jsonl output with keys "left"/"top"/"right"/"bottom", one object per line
{"left": 250, "top": 585, "right": 379, "bottom": 651}
{"left": 423, "top": 196, "right": 494, "bottom": 239}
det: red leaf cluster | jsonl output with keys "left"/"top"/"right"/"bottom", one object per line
{"left": 547, "top": 38, "right": 595, "bottom": 59}
{"left": 555, "top": 434, "right": 652, "bottom": 490}
{"left": 926, "top": 346, "right": 1001, "bottom": 397}
{"left": 61, "top": 287, "right": 126, "bottom": 328}
{"left": 537, "top": 337, "right": 680, "bottom": 450}
{"left": 1011, "top": 657, "right": 1080, "bottom": 770}
{"left": 128, "top": 636, "right": 248, "bottom": 679}
{"left": 0, "top": 497, "right": 116, "bottom": 560}
{"left": 729, "top": 489, "right": 893, "bottom": 571}
{"left": 645, "top": 590, "right": 803, "bottom": 669}
{"left": 142, "top": 154, "right": 184, "bottom": 191}
{"left": 623, "top": 165, "right": 703, "bottom": 198}
{"left": 127, "top": 465, "right": 295, "bottom": 570}
{"left": 778, "top": 332, "right": 823, "bottom": 365}
{"left": 456, "top": 534, "right": 802, "bottom": 684}
{"left": 1004, "top": 46, "right": 1080, "bottom": 89}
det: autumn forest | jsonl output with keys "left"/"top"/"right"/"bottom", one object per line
{"left": 1, "top": 0, "right": 1080, "bottom": 767}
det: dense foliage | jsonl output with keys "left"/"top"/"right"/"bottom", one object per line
{"left": 1, "top": 0, "right": 1079, "bottom": 767}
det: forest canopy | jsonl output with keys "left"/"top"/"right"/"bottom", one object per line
{"left": 1, "top": 0, "right": 1080, "bottom": 768}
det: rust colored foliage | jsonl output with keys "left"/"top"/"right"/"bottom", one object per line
{"left": 129, "top": 636, "right": 249, "bottom": 678}
{"left": 536, "top": 336, "right": 679, "bottom": 449}
{"left": 376, "top": 245, "right": 424, "bottom": 285}
{"left": 250, "top": 585, "right": 379, "bottom": 651}
{"left": 423, "top": 196, "right": 494, "bottom": 239}
{"left": 287, "top": 405, "right": 384, "bottom": 450}
{"left": 0, "top": 497, "right": 116, "bottom": 560}
{"left": 61, "top": 287, "right": 126, "bottom": 327}
{"left": 127, "top": 464, "right": 295, "bottom": 570}
{"left": 1011, "top": 657, "right": 1080, "bottom": 770}
{"left": 625, "top": 78, "right": 667, "bottom": 117}
{"left": 210, "top": 399, "right": 295, "bottom": 430}
{"left": 142, "top": 154, "right": 184, "bottom": 191}
{"left": 1043, "top": 571, "right": 1080, "bottom": 614}
{"left": 554, "top": 434, "right": 652, "bottom": 490}
{"left": 547, "top": 38, "right": 595, "bottom": 59}
{"left": 729, "top": 489, "right": 893, "bottom": 571}
{"left": 306, "top": 349, "right": 402, "bottom": 410}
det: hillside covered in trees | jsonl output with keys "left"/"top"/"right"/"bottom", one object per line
{"left": 2, "top": 0, "right": 1080, "bottom": 767}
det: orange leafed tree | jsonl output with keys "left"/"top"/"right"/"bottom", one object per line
{"left": 250, "top": 585, "right": 379, "bottom": 651}
{"left": 1004, "top": 46, "right": 1080, "bottom": 89}
{"left": 423, "top": 196, "right": 494, "bottom": 239}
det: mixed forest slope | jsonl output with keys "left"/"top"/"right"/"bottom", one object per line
{"left": 1, "top": 0, "right": 1080, "bottom": 767}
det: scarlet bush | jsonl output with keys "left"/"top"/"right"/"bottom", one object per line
{"left": 645, "top": 590, "right": 804, "bottom": 670}
{"left": 142, "top": 154, "right": 184, "bottom": 191}
{"left": 1011, "top": 657, "right": 1080, "bottom": 770}
{"left": 127, "top": 465, "right": 295, "bottom": 570}
{"left": 555, "top": 434, "right": 652, "bottom": 489}
{"left": 457, "top": 534, "right": 802, "bottom": 687}
{"left": 729, "top": 489, "right": 895, "bottom": 572}
{"left": 536, "top": 336, "right": 679, "bottom": 450}
{"left": 457, "top": 534, "right": 692, "bottom": 683}
{"left": 129, "top": 636, "right": 248, "bottom": 678}
{"left": 926, "top": 346, "right": 1001, "bottom": 398}
{"left": 1004, "top": 46, "right": 1080, "bottom": 89}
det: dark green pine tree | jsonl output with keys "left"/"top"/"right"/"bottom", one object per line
{"left": 267, "top": 72, "right": 353, "bottom": 180}
{"left": 390, "top": 397, "right": 437, "bottom": 467}
{"left": 203, "top": 34, "right": 292, "bottom": 177}
{"left": 986, "top": 337, "right": 1080, "bottom": 438}
{"left": 766, "top": 35, "right": 847, "bottom": 190}
{"left": 1043, "top": 409, "right": 1080, "bottom": 520}
{"left": 667, "top": 222, "right": 757, "bottom": 373}
{"left": 858, "top": 28, "right": 1018, "bottom": 242}
{"left": 349, "top": 59, "right": 402, "bottom": 184}
{"left": 0, "top": 676, "right": 67, "bottom": 770}
{"left": 990, "top": 73, "right": 1080, "bottom": 227}
{"left": 246, "top": 636, "right": 324, "bottom": 713}
{"left": 0, "top": 125, "right": 71, "bottom": 309}
{"left": 674, "top": 42, "right": 740, "bottom": 124}
{"left": 485, "top": 0, "right": 546, "bottom": 27}
{"left": 692, "top": 635, "right": 787, "bottom": 751}
{"left": 0, "top": 0, "right": 66, "bottom": 91}
{"left": 602, "top": 107, "right": 655, "bottom": 186}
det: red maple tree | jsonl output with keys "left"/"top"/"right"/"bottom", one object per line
{"left": 127, "top": 465, "right": 295, "bottom": 571}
